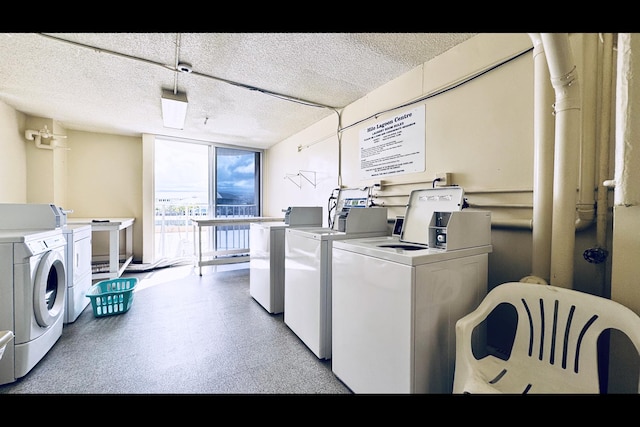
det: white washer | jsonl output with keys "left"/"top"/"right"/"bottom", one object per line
{"left": 284, "top": 206, "right": 389, "bottom": 360}
{"left": 250, "top": 222, "right": 288, "bottom": 313}
{"left": 249, "top": 206, "right": 322, "bottom": 314}
{"left": 62, "top": 224, "right": 92, "bottom": 323}
{"left": 332, "top": 238, "right": 491, "bottom": 393}
{"left": 0, "top": 228, "right": 67, "bottom": 385}
{"left": 330, "top": 187, "right": 492, "bottom": 393}
{"left": 250, "top": 207, "right": 322, "bottom": 314}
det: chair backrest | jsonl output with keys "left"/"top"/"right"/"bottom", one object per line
{"left": 453, "top": 282, "right": 640, "bottom": 393}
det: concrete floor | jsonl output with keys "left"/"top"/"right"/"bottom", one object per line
{"left": 0, "top": 263, "right": 351, "bottom": 395}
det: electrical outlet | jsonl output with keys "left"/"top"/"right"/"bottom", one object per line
{"left": 435, "top": 172, "right": 451, "bottom": 187}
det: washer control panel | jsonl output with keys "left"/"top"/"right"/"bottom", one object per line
{"left": 25, "top": 234, "right": 67, "bottom": 256}
{"left": 428, "top": 211, "right": 491, "bottom": 251}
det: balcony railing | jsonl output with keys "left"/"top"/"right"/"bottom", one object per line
{"left": 155, "top": 203, "right": 257, "bottom": 262}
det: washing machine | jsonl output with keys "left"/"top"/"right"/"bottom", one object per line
{"left": 331, "top": 187, "right": 493, "bottom": 393}
{"left": 250, "top": 206, "right": 322, "bottom": 314}
{"left": 62, "top": 224, "right": 92, "bottom": 323}
{"left": 0, "top": 228, "right": 67, "bottom": 385}
{"left": 284, "top": 191, "right": 390, "bottom": 360}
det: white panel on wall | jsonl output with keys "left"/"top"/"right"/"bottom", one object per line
{"left": 359, "top": 105, "right": 425, "bottom": 180}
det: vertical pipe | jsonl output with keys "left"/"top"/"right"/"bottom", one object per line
{"left": 596, "top": 33, "right": 614, "bottom": 297}
{"left": 541, "top": 33, "right": 582, "bottom": 289}
{"left": 576, "top": 34, "right": 597, "bottom": 231}
{"left": 528, "top": 33, "right": 555, "bottom": 283}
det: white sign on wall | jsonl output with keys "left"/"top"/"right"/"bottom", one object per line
{"left": 359, "top": 105, "right": 425, "bottom": 180}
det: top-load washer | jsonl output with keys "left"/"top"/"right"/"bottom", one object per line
{"left": 0, "top": 228, "right": 67, "bottom": 385}
{"left": 331, "top": 187, "right": 493, "bottom": 393}
{"left": 250, "top": 206, "right": 323, "bottom": 314}
{"left": 284, "top": 188, "right": 390, "bottom": 360}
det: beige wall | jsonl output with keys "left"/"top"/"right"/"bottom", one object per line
{"left": 264, "top": 33, "right": 608, "bottom": 293}
{"left": 24, "top": 116, "right": 68, "bottom": 206}
{"left": 65, "top": 130, "right": 143, "bottom": 261}
{"left": 264, "top": 115, "right": 340, "bottom": 223}
{"left": 612, "top": 33, "right": 640, "bottom": 312}
{"left": 0, "top": 101, "right": 27, "bottom": 202}
{"left": 0, "top": 111, "right": 143, "bottom": 261}
{"left": 264, "top": 34, "right": 613, "bottom": 296}
{"left": 265, "top": 34, "right": 536, "bottom": 221}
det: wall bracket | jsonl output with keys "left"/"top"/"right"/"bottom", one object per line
{"left": 25, "top": 125, "right": 68, "bottom": 150}
{"left": 285, "top": 170, "right": 317, "bottom": 188}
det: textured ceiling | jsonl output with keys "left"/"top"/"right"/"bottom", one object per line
{"left": 0, "top": 33, "right": 476, "bottom": 150}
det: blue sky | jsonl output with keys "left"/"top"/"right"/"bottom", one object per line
{"left": 155, "top": 139, "right": 255, "bottom": 197}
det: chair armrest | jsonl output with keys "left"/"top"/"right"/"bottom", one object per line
{"left": 453, "top": 284, "right": 516, "bottom": 393}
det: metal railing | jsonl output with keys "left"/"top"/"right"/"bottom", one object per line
{"left": 155, "top": 203, "right": 257, "bottom": 261}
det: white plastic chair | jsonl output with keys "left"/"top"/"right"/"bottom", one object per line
{"left": 453, "top": 282, "right": 640, "bottom": 394}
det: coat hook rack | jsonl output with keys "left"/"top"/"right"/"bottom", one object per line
{"left": 285, "top": 170, "right": 316, "bottom": 188}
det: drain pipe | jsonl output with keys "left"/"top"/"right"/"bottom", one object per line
{"left": 596, "top": 34, "right": 614, "bottom": 249}
{"left": 575, "top": 33, "right": 598, "bottom": 231}
{"left": 540, "top": 33, "right": 582, "bottom": 289}
{"left": 527, "top": 33, "right": 555, "bottom": 284}
{"left": 595, "top": 33, "right": 615, "bottom": 297}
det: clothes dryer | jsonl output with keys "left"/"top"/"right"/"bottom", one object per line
{"left": 62, "top": 224, "right": 92, "bottom": 323}
{"left": 0, "top": 228, "right": 67, "bottom": 385}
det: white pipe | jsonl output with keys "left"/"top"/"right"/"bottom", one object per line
{"left": 575, "top": 34, "right": 598, "bottom": 231}
{"left": 595, "top": 33, "right": 615, "bottom": 298}
{"left": 528, "top": 33, "right": 555, "bottom": 283}
{"left": 540, "top": 33, "right": 582, "bottom": 289}
{"left": 597, "top": 33, "right": 614, "bottom": 249}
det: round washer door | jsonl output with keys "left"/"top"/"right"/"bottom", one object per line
{"left": 33, "top": 250, "right": 67, "bottom": 327}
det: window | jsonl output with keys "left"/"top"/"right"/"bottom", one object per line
{"left": 154, "top": 139, "right": 261, "bottom": 263}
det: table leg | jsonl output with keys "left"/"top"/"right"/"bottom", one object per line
{"left": 198, "top": 224, "right": 203, "bottom": 276}
{"left": 125, "top": 226, "right": 132, "bottom": 261}
{"left": 109, "top": 228, "right": 118, "bottom": 277}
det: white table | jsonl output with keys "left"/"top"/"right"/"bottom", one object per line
{"left": 191, "top": 216, "right": 284, "bottom": 275}
{"left": 67, "top": 218, "right": 135, "bottom": 281}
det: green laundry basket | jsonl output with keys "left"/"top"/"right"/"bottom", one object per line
{"left": 86, "top": 277, "right": 138, "bottom": 318}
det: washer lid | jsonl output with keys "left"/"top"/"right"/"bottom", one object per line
{"left": 400, "top": 187, "right": 465, "bottom": 245}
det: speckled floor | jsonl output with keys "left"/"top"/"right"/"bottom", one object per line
{"left": 0, "top": 263, "right": 352, "bottom": 395}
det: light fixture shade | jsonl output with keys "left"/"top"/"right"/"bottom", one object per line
{"left": 161, "top": 89, "right": 188, "bottom": 129}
